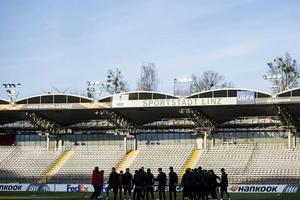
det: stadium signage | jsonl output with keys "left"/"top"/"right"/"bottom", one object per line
{"left": 66, "top": 184, "right": 89, "bottom": 192}
{"left": 1, "top": 183, "right": 299, "bottom": 193}
{"left": 0, "top": 184, "right": 28, "bottom": 191}
{"left": 142, "top": 98, "right": 223, "bottom": 107}
{"left": 112, "top": 97, "right": 237, "bottom": 108}
{"left": 25, "top": 104, "right": 73, "bottom": 109}
{"left": 237, "top": 91, "right": 255, "bottom": 104}
{"left": 229, "top": 184, "right": 289, "bottom": 193}
{"left": 142, "top": 97, "right": 236, "bottom": 107}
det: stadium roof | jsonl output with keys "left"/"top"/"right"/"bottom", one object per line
{"left": 187, "top": 88, "right": 271, "bottom": 98}
{"left": 0, "top": 98, "right": 9, "bottom": 104}
{"left": 16, "top": 93, "right": 94, "bottom": 104}
{"left": 1, "top": 88, "right": 300, "bottom": 133}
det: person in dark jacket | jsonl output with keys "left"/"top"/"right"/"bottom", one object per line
{"left": 192, "top": 168, "right": 198, "bottom": 200}
{"left": 181, "top": 168, "right": 193, "bottom": 200}
{"left": 169, "top": 167, "right": 178, "bottom": 200}
{"left": 156, "top": 168, "right": 166, "bottom": 200}
{"left": 107, "top": 167, "right": 119, "bottom": 200}
{"left": 203, "top": 169, "right": 209, "bottom": 200}
{"left": 119, "top": 170, "right": 124, "bottom": 200}
{"left": 220, "top": 168, "right": 231, "bottom": 200}
{"left": 195, "top": 167, "right": 205, "bottom": 200}
{"left": 207, "top": 170, "right": 220, "bottom": 200}
{"left": 123, "top": 168, "right": 133, "bottom": 200}
{"left": 140, "top": 167, "right": 147, "bottom": 199}
{"left": 134, "top": 169, "right": 146, "bottom": 200}
{"left": 91, "top": 167, "right": 101, "bottom": 200}
{"left": 133, "top": 170, "right": 139, "bottom": 200}
{"left": 99, "top": 170, "right": 104, "bottom": 197}
{"left": 145, "top": 168, "right": 155, "bottom": 200}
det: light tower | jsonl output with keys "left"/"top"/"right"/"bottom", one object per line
{"left": 86, "top": 81, "right": 106, "bottom": 102}
{"left": 173, "top": 77, "right": 192, "bottom": 96}
{"left": 263, "top": 74, "right": 282, "bottom": 96}
{"left": 2, "top": 83, "right": 21, "bottom": 105}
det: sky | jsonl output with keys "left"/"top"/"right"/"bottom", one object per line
{"left": 0, "top": 0, "right": 300, "bottom": 98}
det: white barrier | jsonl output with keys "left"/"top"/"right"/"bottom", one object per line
{"left": 0, "top": 183, "right": 299, "bottom": 193}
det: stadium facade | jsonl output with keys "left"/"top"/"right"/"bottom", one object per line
{"left": 0, "top": 88, "right": 300, "bottom": 185}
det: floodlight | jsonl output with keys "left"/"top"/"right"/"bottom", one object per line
{"left": 11, "top": 89, "right": 16, "bottom": 94}
{"left": 86, "top": 80, "right": 106, "bottom": 102}
{"left": 2, "top": 82, "right": 22, "bottom": 104}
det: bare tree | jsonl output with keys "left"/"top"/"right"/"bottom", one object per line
{"left": 191, "top": 70, "right": 233, "bottom": 93}
{"left": 105, "top": 68, "right": 128, "bottom": 94}
{"left": 266, "top": 52, "right": 299, "bottom": 92}
{"left": 137, "top": 63, "right": 159, "bottom": 91}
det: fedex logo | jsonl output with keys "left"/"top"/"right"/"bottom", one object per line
{"left": 67, "top": 184, "right": 89, "bottom": 192}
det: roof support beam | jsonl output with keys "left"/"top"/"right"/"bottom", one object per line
{"left": 95, "top": 110, "right": 137, "bottom": 134}
{"left": 275, "top": 105, "right": 298, "bottom": 130}
{"left": 21, "top": 112, "right": 71, "bottom": 134}
{"left": 179, "top": 108, "right": 215, "bottom": 132}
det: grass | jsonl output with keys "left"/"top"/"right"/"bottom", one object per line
{"left": 0, "top": 192, "right": 300, "bottom": 200}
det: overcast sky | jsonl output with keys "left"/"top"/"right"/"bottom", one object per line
{"left": 0, "top": 0, "right": 300, "bottom": 98}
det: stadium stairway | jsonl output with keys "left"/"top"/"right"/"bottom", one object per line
{"left": 38, "top": 149, "right": 73, "bottom": 183}
{"left": 116, "top": 150, "right": 140, "bottom": 172}
{"left": 180, "top": 149, "right": 202, "bottom": 178}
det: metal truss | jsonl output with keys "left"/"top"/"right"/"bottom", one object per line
{"left": 275, "top": 105, "right": 298, "bottom": 130}
{"left": 95, "top": 110, "right": 137, "bottom": 134}
{"left": 179, "top": 108, "right": 215, "bottom": 132}
{"left": 22, "top": 112, "right": 72, "bottom": 134}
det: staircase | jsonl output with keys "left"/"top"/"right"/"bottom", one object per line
{"left": 116, "top": 150, "right": 140, "bottom": 172}
{"left": 180, "top": 149, "right": 202, "bottom": 178}
{"left": 38, "top": 149, "right": 73, "bottom": 183}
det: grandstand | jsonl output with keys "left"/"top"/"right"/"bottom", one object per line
{"left": 0, "top": 146, "right": 16, "bottom": 163}
{"left": 129, "top": 144, "right": 194, "bottom": 176}
{"left": 51, "top": 145, "right": 125, "bottom": 183}
{"left": 243, "top": 143, "right": 300, "bottom": 184}
{"left": 0, "top": 88, "right": 300, "bottom": 186}
{"left": 197, "top": 144, "right": 255, "bottom": 183}
{"left": 0, "top": 146, "right": 61, "bottom": 183}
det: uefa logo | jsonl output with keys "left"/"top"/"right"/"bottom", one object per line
{"left": 26, "top": 183, "right": 51, "bottom": 192}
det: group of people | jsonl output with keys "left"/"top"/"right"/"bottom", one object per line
{"left": 181, "top": 167, "right": 230, "bottom": 200}
{"left": 91, "top": 166, "right": 230, "bottom": 200}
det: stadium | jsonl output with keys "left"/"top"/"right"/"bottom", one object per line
{"left": 1, "top": 87, "right": 300, "bottom": 199}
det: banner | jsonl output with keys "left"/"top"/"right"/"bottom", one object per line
{"left": 0, "top": 183, "right": 54, "bottom": 192}
{"left": 0, "top": 183, "right": 29, "bottom": 191}
{"left": 112, "top": 94, "right": 129, "bottom": 108}
{"left": 0, "top": 103, "right": 110, "bottom": 111}
{"left": 1, "top": 183, "right": 299, "bottom": 193}
{"left": 60, "top": 184, "right": 92, "bottom": 192}
{"left": 112, "top": 97, "right": 237, "bottom": 108}
{"left": 237, "top": 91, "right": 255, "bottom": 104}
{"left": 228, "top": 184, "right": 300, "bottom": 193}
